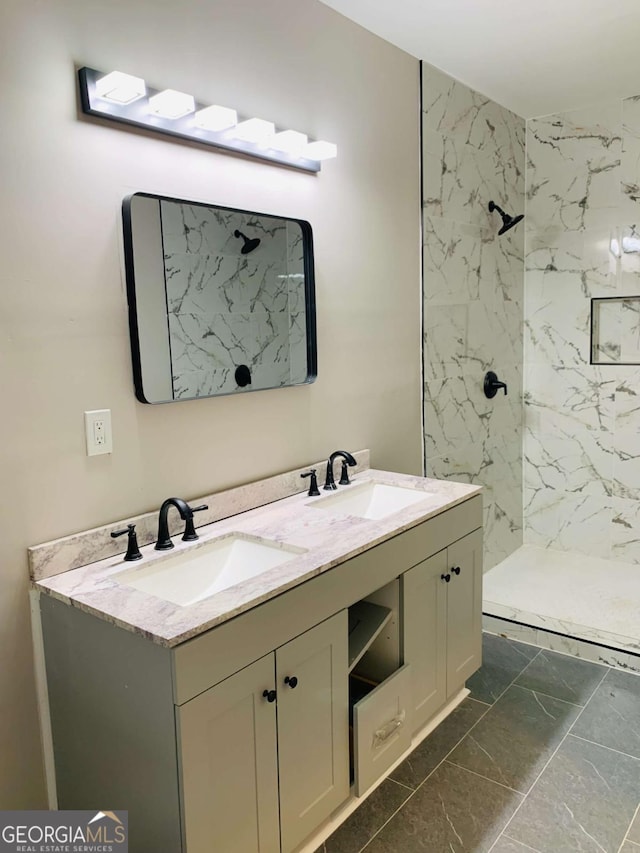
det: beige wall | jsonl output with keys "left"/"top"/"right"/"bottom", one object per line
{"left": 0, "top": 0, "right": 421, "bottom": 805}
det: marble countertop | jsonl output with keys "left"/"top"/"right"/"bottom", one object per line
{"left": 34, "top": 469, "right": 480, "bottom": 647}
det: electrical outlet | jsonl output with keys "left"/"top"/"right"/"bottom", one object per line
{"left": 85, "top": 409, "right": 113, "bottom": 456}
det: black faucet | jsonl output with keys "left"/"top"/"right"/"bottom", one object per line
{"left": 155, "top": 497, "right": 208, "bottom": 550}
{"left": 324, "top": 450, "right": 357, "bottom": 490}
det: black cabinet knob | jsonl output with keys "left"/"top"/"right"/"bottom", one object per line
{"left": 284, "top": 676, "right": 298, "bottom": 689}
{"left": 451, "top": 566, "right": 461, "bottom": 575}
{"left": 441, "top": 573, "right": 451, "bottom": 583}
{"left": 262, "top": 689, "right": 276, "bottom": 703}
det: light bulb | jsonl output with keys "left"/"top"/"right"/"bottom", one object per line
{"left": 95, "top": 71, "right": 146, "bottom": 104}
{"left": 231, "top": 118, "right": 275, "bottom": 145}
{"left": 303, "top": 140, "right": 337, "bottom": 161}
{"left": 270, "top": 130, "right": 308, "bottom": 156}
{"left": 193, "top": 105, "right": 238, "bottom": 132}
{"left": 148, "top": 89, "right": 195, "bottom": 120}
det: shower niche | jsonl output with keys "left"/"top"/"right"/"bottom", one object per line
{"left": 591, "top": 295, "right": 640, "bottom": 364}
{"left": 122, "top": 193, "right": 317, "bottom": 403}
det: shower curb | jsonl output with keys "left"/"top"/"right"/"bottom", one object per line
{"left": 483, "top": 613, "right": 640, "bottom": 675}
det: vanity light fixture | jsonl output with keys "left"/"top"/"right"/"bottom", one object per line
{"left": 303, "top": 140, "right": 338, "bottom": 161}
{"left": 230, "top": 117, "right": 275, "bottom": 145}
{"left": 193, "top": 104, "right": 237, "bottom": 132}
{"left": 271, "top": 130, "right": 308, "bottom": 156}
{"left": 95, "top": 71, "right": 146, "bottom": 104}
{"left": 148, "top": 89, "right": 195, "bottom": 120}
{"left": 78, "top": 66, "right": 337, "bottom": 173}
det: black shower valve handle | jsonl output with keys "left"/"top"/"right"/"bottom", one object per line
{"left": 484, "top": 371, "right": 508, "bottom": 399}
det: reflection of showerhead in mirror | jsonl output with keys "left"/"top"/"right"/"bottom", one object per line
{"left": 488, "top": 201, "right": 524, "bottom": 235}
{"left": 234, "top": 229, "right": 261, "bottom": 254}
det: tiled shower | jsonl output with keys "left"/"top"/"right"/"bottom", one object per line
{"left": 525, "top": 97, "right": 640, "bottom": 561}
{"left": 421, "top": 62, "right": 525, "bottom": 572}
{"left": 422, "top": 63, "right": 640, "bottom": 655}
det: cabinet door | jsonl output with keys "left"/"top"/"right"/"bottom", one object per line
{"left": 402, "top": 549, "right": 448, "bottom": 731}
{"left": 276, "top": 610, "right": 349, "bottom": 853}
{"left": 446, "top": 529, "right": 483, "bottom": 694}
{"left": 177, "top": 654, "right": 280, "bottom": 853}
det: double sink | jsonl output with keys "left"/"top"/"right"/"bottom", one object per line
{"left": 116, "top": 481, "right": 433, "bottom": 608}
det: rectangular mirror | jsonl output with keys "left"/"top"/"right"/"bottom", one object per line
{"left": 122, "top": 193, "right": 317, "bottom": 403}
{"left": 591, "top": 296, "right": 640, "bottom": 364}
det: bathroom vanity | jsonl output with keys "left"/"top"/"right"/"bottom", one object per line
{"left": 31, "top": 459, "right": 482, "bottom": 853}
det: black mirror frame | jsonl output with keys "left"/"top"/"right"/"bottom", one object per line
{"left": 122, "top": 192, "right": 317, "bottom": 403}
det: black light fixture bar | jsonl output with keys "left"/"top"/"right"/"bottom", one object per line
{"left": 78, "top": 67, "right": 331, "bottom": 173}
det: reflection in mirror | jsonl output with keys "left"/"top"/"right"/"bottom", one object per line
{"left": 591, "top": 296, "right": 640, "bottom": 364}
{"left": 122, "top": 193, "right": 316, "bottom": 403}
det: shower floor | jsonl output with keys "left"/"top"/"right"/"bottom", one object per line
{"left": 483, "top": 545, "right": 640, "bottom": 657}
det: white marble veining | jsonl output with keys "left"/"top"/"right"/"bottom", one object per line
{"left": 28, "top": 450, "right": 371, "bottom": 582}
{"left": 159, "top": 202, "right": 308, "bottom": 396}
{"left": 526, "top": 102, "right": 621, "bottom": 234}
{"left": 524, "top": 425, "right": 613, "bottom": 498}
{"left": 422, "top": 64, "right": 525, "bottom": 574}
{"left": 33, "top": 468, "right": 480, "bottom": 647}
{"left": 524, "top": 93, "right": 640, "bottom": 563}
{"left": 483, "top": 545, "right": 640, "bottom": 657}
{"left": 524, "top": 487, "right": 613, "bottom": 558}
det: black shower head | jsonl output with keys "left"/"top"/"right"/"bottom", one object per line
{"left": 234, "top": 229, "right": 261, "bottom": 254}
{"left": 488, "top": 201, "right": 524, "bottom": 235}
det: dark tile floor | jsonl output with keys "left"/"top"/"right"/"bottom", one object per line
{"left": 318, "top": 633, "right": 640, "bottom": 853}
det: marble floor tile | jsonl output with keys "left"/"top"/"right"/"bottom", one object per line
{"left": 505, "top": 735, "right": 640, "bottom": 853}
{"left": 448, "top": 685, "right": 581, "bottom": 793}
{"left": 363, "top": 761, "right": 522, "bottom": 853}
{"left": 572, "top": 668, "right": 640, "bottom": 758}
{"left": 628, "top": 808, "right": 640, "bottom": 843}
{"left": 390, "top": 698, "right": 488, "bottom": 789}
{"left": 467, "top": 633, "right": 539, "bottom": 704}
{"left": 490, "top": 838, "right": 541, "bottom": 853}
{"left": 324, "top": 779, "right": 411, "bottom": 853}
{"left": 514, "top": 649, "right": 607, "bottom": 705}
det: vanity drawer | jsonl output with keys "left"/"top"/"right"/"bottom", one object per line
{"left": 352, "top": 664, "right": 412, "bottom": 796}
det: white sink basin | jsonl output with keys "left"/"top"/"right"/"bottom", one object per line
{"left": 116, "top": 534, "right": 305, "bottom": 607}
{"left": 309, "top": 481, "right": 433, "bottom": 520}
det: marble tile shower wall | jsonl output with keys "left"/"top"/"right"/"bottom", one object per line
{"left": 421, "top": 63, "right": 525, "bottom": 571}
{"left": 524, "top": 95, "right": 640, "bottom": 562}
{"left": 161, "top": 202, "right": 307, "bottom": 398}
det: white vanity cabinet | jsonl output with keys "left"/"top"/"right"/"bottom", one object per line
{"left": 178, "top": 653, "right": 281, "bottom": 853}
{"left": 177, "top": 611, "right": 349, "bottom": 853}
{"left": 402, "top": 529, "right": 482, "bottom": 731}
{"left": 38, "top": 493, "right": 482, "bottom": 853}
